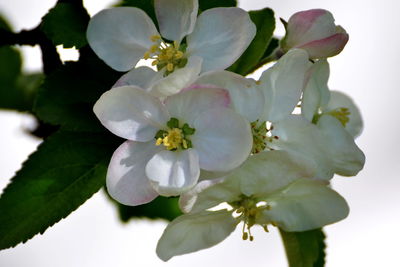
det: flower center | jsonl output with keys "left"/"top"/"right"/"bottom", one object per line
{"left": 144, "top": 35, "right": 187, "bottom": 75}
{"left": 250, "top": 120, "right": 279, "bottom": 154}
{"left": 155, "top": 118, "right": 195, "bottom": 151}
{"left": 312, "top": 107, "right": 350, "bottom": 126}
{"left": 230, "top": 196, "right": 271, "bottom": 241}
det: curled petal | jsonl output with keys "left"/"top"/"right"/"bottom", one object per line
{"left": 186, "top": 7, "right": 256, "bottom": 72}
{"left": 192, "top": 107, "right": 252, "bottom": 172}
{"left": 93, "top": 86, "right": 169, "bottom": 142}
{"left": 87, "top": 7, "right": 159, "bottom": 71}
{"left": 302, "top": 59, "right": 330, "bottom": 121}
{"left": 260, "top": 49, "right": 310, "bottom": 122}
{"left": 263, "top": 179, "right": 349, "bottom": 231}
{"left": 156, "top": 210, "right": 237, "bottom": 261}
{"left": 155, "top": 0, "right": 198, "bottom": 42}
{"left": 107, "top": 141, "right": 160, "bottom": 206}
{"left": 146, "top": 149, "right": 200, "bottom": 196}
{"left": 148, "top": 56, "right": 203, "bottom": 97}
{"left": 112, "top": 66, "right": 157, "bottom": 89}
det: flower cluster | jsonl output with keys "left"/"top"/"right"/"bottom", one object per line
{"left": 88, "top": 0, "right": 364, "bottom": 262}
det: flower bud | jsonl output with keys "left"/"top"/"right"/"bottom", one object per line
{"left": 281, "top": 9, "right": 349, "bottom": 58}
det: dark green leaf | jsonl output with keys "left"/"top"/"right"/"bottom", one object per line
{"left": 279, "top": 228, "right": 326, "bottom": 267}
{"left": 228, "top": 8, "right": 275, "bottom": 75}
{"left": 167, "top": 117, "right": 179, "bottom": 129}
{"left": 118, "top": 0, "right": 157, "bottom": 25}
{"left": 199, "top": 0, "right": 237, "bottom": 11}
{"left": 116, "top": 196, "right": 182, "bottom": 222}
{"left": 0, "top": 130, "right": 120, "bottom": 250}
{"left": 34, "top": 49, "right": 120, "bottom": 132}
{"left": 41, "top": 2, "right": 89, "bottom": 49}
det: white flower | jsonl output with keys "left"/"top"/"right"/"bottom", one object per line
{"left": 87, "top": 0, "right": 256, "bottom": 96}
{"left": 193, "top": 49, "right": 365, "bottom": 179}
{"left": 301, "top": 61, "right": 363, "bottom": 138}
{"left": 93, "top": 85, "right": 252, "bottom": 205}
{"left": 157, "top": 151, "right": 349, "bottom": 261}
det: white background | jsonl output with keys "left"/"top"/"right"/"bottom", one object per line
{"left": 0, "top": 0, "right": 398, "bottom": 266}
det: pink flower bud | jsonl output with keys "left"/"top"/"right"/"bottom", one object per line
{"left": 282, "top": 9, "right": 349, "bottom": 58}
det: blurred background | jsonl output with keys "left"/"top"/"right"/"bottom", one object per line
{"left": 0, "top": 0, "right": 398, "bottom": 266}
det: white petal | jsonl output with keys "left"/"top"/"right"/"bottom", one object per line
{"left": 271, "top": 115, "right": 365, "bottom": 179}
{"left": 87, "top": 7, "right": 159, "bottom": 71}
{"left": 154, "top": 0, "right": 198, "bottom": 42}
{"left": 146, "top": 149, "right": 200, "bottom": 196}
{"left": 148, "top": 56, "right": 203, "bottom": 97}
{"left": 322, "top": 90, "right": 363, "bottom": 138}
{"left": 302, "top": 59, "right": 330, "bottom": 121}
{"left": 192, "top": 107, "right": 252, "bottom": 172}
{"left": 164, "top": 86, "right": 230, "bottom": 124}
{"left": 259, "top": 49, "right": 310, "bottom": 122}
{"left": 106, "top": 141, "right": 160, "bottom": 206}
{"left": 93, "top": 86, "right": 169, "bottom": 141}
{"left": 263, "top": 179, "right": 349, "bottom": 231}
{"left": 112, "top": 66, "right": 157, "bottom": 89}
{"left": 156, "top": 210, "right": 237, "bottom": 261}
{"left": 191, "top": 150, "right": 316, "bottom": 213}
{"left": 194, "top": 70, "right": 264, "bottom": 122}
{"left": 179, "top": 178, "right": 224, "bottom": 213}
{"left": 186, "top": 7, "right": 256, "bottom": 72}
{"left": 317, "top": 115, "right": 365, "bottom": 176}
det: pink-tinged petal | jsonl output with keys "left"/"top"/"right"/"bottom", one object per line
{"left": 148, "top": 56, "right": 203, "bottom": 97}
{"left": 156, "top": 210, "right": 237, "bottom": 261}
{"left": 164, "top": 87, "right": 230, "bottom": 124}
{"left": 186, "top": 7, "right": 256, "bottom": 72}
{"left": 146, "top": 149, "right": 200, "bottom": 196}
{"left": 260, "top": 49, "right": 310, "bottom": 122}
{"left": 106, "top": 141, "right": 161, "bottom": 206}
{"left": 154, "top": 0, "right": 198, "bottom": 42}
{"left": 322, "top": 90, "right": 363, "bottom": 138}
{"left": 112, "top": 66, "right": 157, "bottom": 89}
{"left": 93, "top": 86, "right": 169, "bottom": 141}
{"left": 298, "top": 32, "right": 349, "bottom": 58}
{"left": 285, "top": 9, "right": 335, "bottom": 48}
{"left": 194, "top": 70, "right": 264, "bottom": 122}
{"left": 191, "top": 107, "right": 252, "bottom": 172}
{"left": 87, "top": 7, "right": 159, "bottom": 71}
{"left": 263, "top": 179, "right": 349, "bottom": 231}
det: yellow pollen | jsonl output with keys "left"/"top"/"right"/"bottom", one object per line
{"left": 150, "top": 35, "right": 161, "bottom": 42}
{"left": 143, "top": 51, "right": 150, "bottom": 60}
{"left": 167, "top": 63, "right": 174, "bottom": 72}
{"left": 156, "top": 128, "right": 185, "bottom": 150}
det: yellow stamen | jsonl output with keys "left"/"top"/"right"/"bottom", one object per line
{"left": 167, "top": 63, "right": 174, "bottom": 72}
{"left": 150, "top": 35, "right": 161, "bottom": 42}
{"left": 143, "top": 51, "right": 151, "bottom": 60}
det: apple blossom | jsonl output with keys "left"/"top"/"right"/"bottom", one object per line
{"left": 157, "top": 151, "right": 349, "bottom": 261}
{"left": 86, "top": 0, "right": 256, "bottom": 97}
{"left": 93, "top": 85, "right": 252, "bottom": 205}
{"left": 281, "top": 9, "right": 349, "bottom": 59}
{"left": 193, "top": 49, "right": 364, "bottom": 180}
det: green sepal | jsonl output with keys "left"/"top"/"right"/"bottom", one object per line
{"left": 182, "top": 123, "right": 195, "bottom": 135}
{"left": 279, "top": 228, "right": 326, "bottom": 267}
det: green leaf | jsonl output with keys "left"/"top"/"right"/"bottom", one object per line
{"left": 116, "top": 196, "right": 182, "bottom": 222}
{"left": 41, "top": 2, "right": 89, "bottom": 49}
{"left": 279, "top": 228, "right": 326, "bottom": 267}
{"left": 0, "top": 130, "right": 120, "bottom": 250}
{"left": 199, "top": 0, "right": 237, "bottom": 11}
{"left": 34, "top": 49, "right": 120, "bottom": 132}
{"left": 118, "top": 0, "right": 157, "bottom": 25}
{"left": 228, "top": 8, "right": 275, "bottom": 75}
